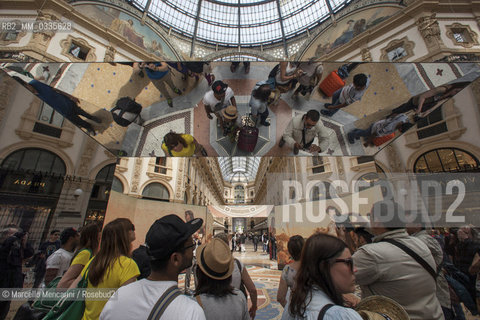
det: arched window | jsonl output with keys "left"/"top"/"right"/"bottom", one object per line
{"left": 90, "top": 164, "right": 116, "bottom": 201}
{"left": 234, "top": 185, "right": 245, "bottom": 203}
{"left": 111, "top": 176, "right": 124, "bottom": 193}
{"left": 142, "top": 183, "right": 170, "bottom": 201}
{"left": 1, "top": 148, "right": 66, "bottom": 175}
{"left": 85, "top": 163, "right": 116, "bottom": 226}
{"left": 414, "top": 148, "right": 480, "bottom": 173}
{"left": 0, "top": 148, "right": 66, "bottom": 247}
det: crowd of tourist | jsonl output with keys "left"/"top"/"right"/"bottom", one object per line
{"left": 2, "top": 201, "right": 480, "bottom": 319}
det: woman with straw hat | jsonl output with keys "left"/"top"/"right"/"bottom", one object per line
{"left": 221, "top": 105, "right": 240, "bottom": 138}
{"left": 195, "top": 238, "right": 249, "bottom": 320}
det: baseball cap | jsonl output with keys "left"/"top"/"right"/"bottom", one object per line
{"left": 146, "top": 214, "right": 203, "bottom": 260}
{"left": 212, "top": 80, "right": 228, "bottom": 94}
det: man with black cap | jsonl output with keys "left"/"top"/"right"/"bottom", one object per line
{"left": 202, "top": 80, "right": 237, "bottom": 128}
{"left": 100, "top": 214, "right": 206, "bottom": 320}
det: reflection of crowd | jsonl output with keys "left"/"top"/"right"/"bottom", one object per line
{"left": 347, "top": 81, "right": 470, "bottom": 147}
{"left": 6, "top": 62, "right": 472, "bottom": 156}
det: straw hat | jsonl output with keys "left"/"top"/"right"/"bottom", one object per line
{"left": 222, "top": 105, "right": 238, "bottom": 120}
{"left": 196, "top": 238, "right": 234, "bottom": 280}
{"left": 356, "top": 296, "right": 409, "bottom": 320}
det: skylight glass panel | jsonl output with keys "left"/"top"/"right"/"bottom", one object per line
{"left": 329, "top": 0, "right": 348, "bottom": 11}
{"left": 166, "top": 0, "right": 198, "bottom": 15}
{"left": 201, "top": 1, "right": 239, "bottom": 26}
{"left": 241, "top": 23, "right": 282, "bottom": 44}
{"left": 282, "top": 1, "right": 328, "bottom": 36}
{"left": 133, "top": 0, "right": 148, "bottom": 7}
{"left": 239, "top": 0, "right": 272, "bottom": 3}
{"left": 217, "top": 0, "right": 241, "bottom": 4}
{"left": 139, "top": 0, "right": 347, "bottom": 46}
{"left": 197, "top": 22, "right": 238, "bottom": 44}
{"left": 280, "top": 0, "right": 314, "bottom": 16}
{"left": 240, "top": 3, "right": 279, "bottom": 26}
{"left": 149, "top": 1, "right": 196, "bottom": 34}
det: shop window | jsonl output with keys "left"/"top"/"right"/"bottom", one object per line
{"left": 414, "top": 148, "right": 479, "bottom": 173}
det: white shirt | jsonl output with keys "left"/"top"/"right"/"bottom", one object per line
{"left": 297, "top": 62, "right": 323, "bottom": 86}
{"left": 371, "top": 114, "right": 408, "bottom": 137}
{"left": 45, "top": 248, "right": 74, "bottom": 278}
{"left": 276, "top": 63, "right": 297, "bottom": 85}
{"left": 100, "top": 279, "right": 206, "bottom": 320}
{"left": 338, "top": 77, "right": 370, "bottom": 105}
{"left": 283, "top": 288, "right": 362, "bottom": 320}
{"left": 249, "top": 82, "right": 269, "bottom": 116}
{"left": 202, "top": 87, "right": 235, "bottom": 112}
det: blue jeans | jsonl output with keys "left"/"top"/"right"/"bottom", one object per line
{"left": 350, "top": 124, "right": 373, "bottom": 140}
{"left": 323, "top": 89, "right": 342, "bottom": 116}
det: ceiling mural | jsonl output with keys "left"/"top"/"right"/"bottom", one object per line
{"left": 301, "top": 5, "right": 401, "bottom": 59}
{"left": 74, "top": 3, "right": 178, "bottom": 60}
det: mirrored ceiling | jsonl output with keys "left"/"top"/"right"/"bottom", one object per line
{"left": 2, "top": 61, "right": 479, "bottom": 158}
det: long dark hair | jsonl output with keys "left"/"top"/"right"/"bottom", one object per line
{"left": 88, "top": 218, "right": 133, "bottom": 287}
{"left": 164, "top": 132, "right": 187, "bottom": 150}
{"left": 289, "top": 233, "right": 347, "bottom": 317}
{"left": 287, "top": 235, "right": 305, "bottom": 261}
{"left": 78, "top": 223, "right": 101, "bottom": 255}
{"left": 195, "top": 267, "right": 235, "bottom": 297}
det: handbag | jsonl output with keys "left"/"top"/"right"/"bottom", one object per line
{"left": 42, "top": 261, "right": 92, "bottom": 320}
{"left": 34, "top": 249, "right": 92, "bottom": 312}
{"left": 32, "top": 277, "right": 62, "bottom": 311}
{"left": 12, "top": 303, "right": 47, "bottom": 320}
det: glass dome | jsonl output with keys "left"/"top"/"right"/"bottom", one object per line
{"left": 131, "top": 0, "right": 351, "bottom": 47}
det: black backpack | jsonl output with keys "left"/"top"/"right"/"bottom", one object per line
{"left": 111, "top": 97, "right": 143, "bottom": 127}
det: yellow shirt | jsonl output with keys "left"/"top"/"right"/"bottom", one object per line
{"left": 71, "top": 249, "right": 91, "bottom": 266}
{"left": 81, "top": 256, "right": 140, "bottom": 320}
{"left": 161, "top": 134, "right": 196, "bottom": 157}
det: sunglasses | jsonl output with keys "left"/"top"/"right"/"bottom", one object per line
{"left": 334, "top": 258, "right": 354, "bottom": 272}
{"left": 182, "top": 241, "right": 196, "bottom": 251}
